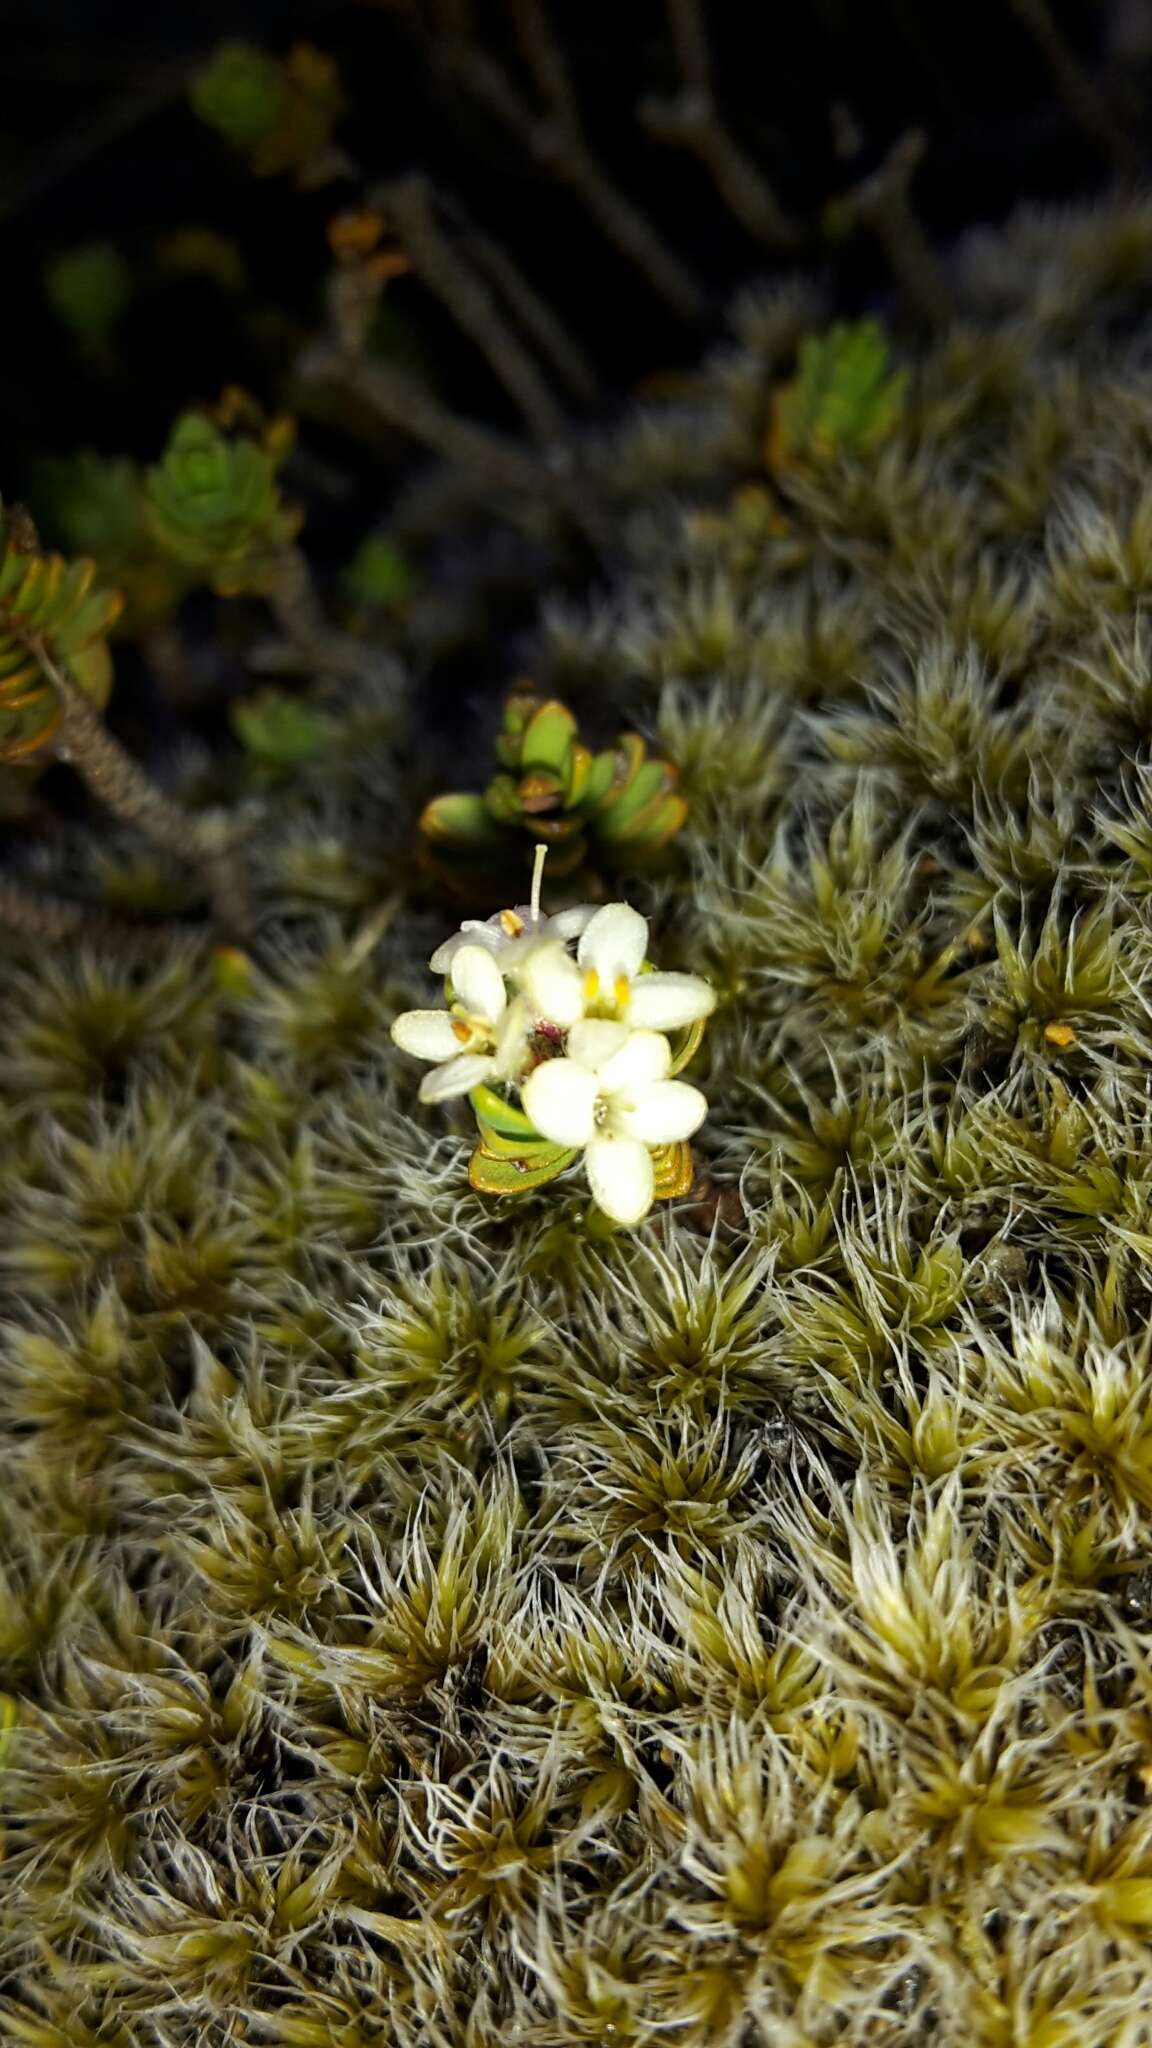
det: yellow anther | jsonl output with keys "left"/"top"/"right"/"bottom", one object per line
{"left": 583, "top": 969, "right": 600, "bottom": 1003}
{"left": 614, "top": 975, "right": 631, "bottom": 1011}
{"left": 500, "top": 909, "right": 525, "bottom": 937}
{"left": 451, "top": 1018, "right": 472, "bottom": 1043}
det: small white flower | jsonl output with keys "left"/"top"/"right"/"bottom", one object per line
{"left": 429, "top": 903, "right": 595, "bottom": 977}
{"left": 519, "top": 901, "right": 715, "bottom": 1035}
{"left": 391, "top": 943, "right": 527, "bottom": 1103}
{"left": 521, "top": 1019, "right": 707, "bottom": 1226}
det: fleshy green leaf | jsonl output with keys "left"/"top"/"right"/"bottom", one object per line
{"left": 469, "top": 1085, "right": 542, "bottom": 1140}
{"left": 520, "top": 699, "right": 578, "bottom": 775}
{"left": 44, "top": 242, "right": 132, "bottom": 349}
{"left": 594, "top": 758, "right": 673, "bottom": 835}
{"left": 469, "top": 1145, "right": 577, "bottom": 1195}
{"left": 342, "top": 534, "right": 416, "bottom": 609}
{"left": 771, "top": 319, "right": 907, "bottom": 470}
{"left": 230, "top": 689, "right": 332, "bottom": 766}
{"left": 419, "top": 792, "right": 504, "bottom": 847}
{"left": 653, "top": 1141, "right": 694, "bottom": 1200}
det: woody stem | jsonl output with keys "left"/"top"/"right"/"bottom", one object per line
{"left": 34, "top": 642, "right": 252, "bottom": 934}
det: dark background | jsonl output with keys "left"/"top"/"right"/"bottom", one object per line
{"left": 0, "top": 0, "right": 1146, "bottom": 478}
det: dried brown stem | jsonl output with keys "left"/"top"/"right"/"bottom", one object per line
{"left": 839, "top": 132, "right": 954, "bottom": 329}
{"left": 1008, "top": 0, "right": 1143, "bottom": 179}
{"left": 36, "top": 645, "right": 251, "bottom": 933}
{"left": 263, "top": 545, "right": 367, "bottom": 679}
{"left": 641, "top": 0, "right": 799, "bottom": 248}
{"left": 381, "top": 174, "right": 566, "bottom": 441}
{"left": 435, "top": 1, "right": 706, "bottom": 319}
{"left": 296, "top": 339, "right": 561, "bottom": 503}
{"left": 452, "top": 210, "right": 598, "bottom": 403}
{"left": 258, "top": 546, "right": 406, "bottom": 705}
{"left": 265, "top": 542, "right": 331, "bottom": 655}
{"left": 508, "top": 0, "right": 580, "bottom": 135}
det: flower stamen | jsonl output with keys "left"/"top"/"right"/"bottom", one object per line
{"left": 529, "top": 841, "right": 548, "bottom": 920}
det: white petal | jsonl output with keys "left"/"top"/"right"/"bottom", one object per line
{"left": 451, "top": 944, "right": 507, "bottom": 1025}
{"left": 585, "top": 1134, "right": 655, "bottom": 1226}
{"left": 429, "top": 919, "right": 503, "bottom": 973}
{"left": 549, "top": 904, "right": 597, "bottom": 941}
{"left": 391, "top": 1009, "right": 465, "bottom": 1062}
{"left": 578, "top": 902, "right": 648, "bottom": 982}
{"left": 491, "top": 995, "right": 530, "bottom": 1079}
{"left": 626, "top": 971, "right": 716, "bottom": 1031}
{"left": 597, "top": 1029, "right": 672, "bottom": 1094}
{"left": 521, "top": 1057, "right": 599, "bottom": 1147}
{"left": 566, "top": 1019, "right": 633, "bottom": 1072}
{"left": 419, "top": 1052, "right": 495, "bottom": 1102}
{"left": 517, "top": 941, "right": 585, "bottom": 1027}
{"left": 612, "top": 1079, "right": 708, "bottom": 1144}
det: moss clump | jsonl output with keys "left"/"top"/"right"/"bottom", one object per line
{"left": 10, "top": 199, "right": 1152, "bottom": 2045}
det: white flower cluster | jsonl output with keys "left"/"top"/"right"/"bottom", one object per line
{"left": 391, "top": 889, "right": 716, "bottom": 1226}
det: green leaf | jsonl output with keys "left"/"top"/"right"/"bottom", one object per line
{"left": 565, "top": 742, "right": 594, "bottom": 806}
{"left": 419, "top": 792, "right": 504, "bottom": 847}
{"left": 772, "top": 319, "right": 906, "bottom": 469}
{"left": 476, "top": 1120, "right": 573, "bottom": 1163}
{"left": 576, "top": 749, "right": 620, "bottom": 812}
{"left": 0, "top": 505, "right": 122, "bottom": 762}
{"left": 342, "top": 534, "right": 416, "bottom": 609}
{"left": 145, "top": 408, "right": 297, "bottom": 593}
{"left": 485, "top": 774, "right": 525, "bottom": 826}
{"left": 612, "top": 790, "right": 689, "bottom": 852}
{"left": 600, "top": 788, "right": 688, "bottom": 853}
{"left": 653, "top": 1141, "right": 694, "bottom": 1200}
{"left": 469, "top": 1085, "right": 541, "bottom": 1140}
{"left": 44, "top": 242, "right": 132, "bottom": 348}
{"left": 594, "top": 758, "right": 671, "bottom": 835}
{"left": 585, "top": 734, "right": 646, "bottom": 816}
{"left": 230, "top": 689, "right": 332, "bottom": 766}
{"left": 668, "top": 1016, "right": 707, "bottom": 1076}
{"left": 469, "top": 1145, "right": 576, "bottom": 1195}
{"left": 0, "top": 1693, "right": 17, "bottom": 1773}
{"left": 190, "top": 40, "right": 287, "bottom": 148}
{"left": 520, "top": 699, "right": 578, "bottom": 774}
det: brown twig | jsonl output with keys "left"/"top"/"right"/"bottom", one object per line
{"left": 1008, "top": 0, "right": 1143, "bottom": 180}
{"left": 380, "top": 174, "right": 566, "bottom": 441}
{"left": 296, "top": 338, "right": 562, "bottom": 504}
{"left": 641, "top": 0, "right": 799, "bottom": 248}
{"left": 838, "top": 131, "right": 954, "bottom": 329}
{"left": 448, "top": 206, "right": 598, "bottom": 403}
{"left": 36, "top": 645, "right": 251, "bottom": 933}
{"left": 432, "top": 0, "right": 706, "bottom": 319}
{"left": 262, "top": 543, "right": 387, "bottom": 688}
{"left": 255, "top": 546, "right": 408, "bottom": 708}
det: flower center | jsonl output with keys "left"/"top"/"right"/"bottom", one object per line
{"left": 524, "top": 1021, "right": 566, "bottom": 1070}
{"left": 582, "top": 968, "right": 632, "bottom": 1017}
